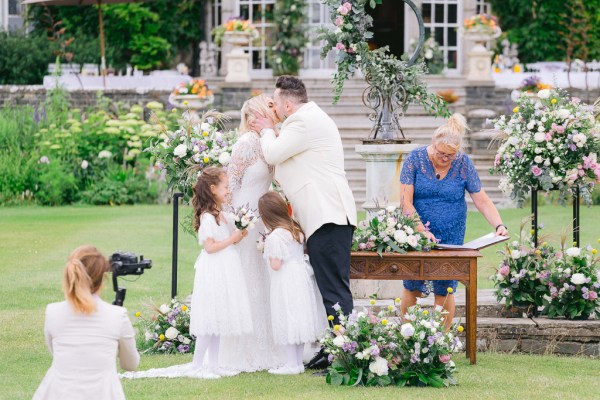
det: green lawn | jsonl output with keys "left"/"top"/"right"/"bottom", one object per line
{"left": 0, "top": 205, "right": 599, "bottom": 399}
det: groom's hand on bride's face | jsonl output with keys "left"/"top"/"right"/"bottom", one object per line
{"left": 250, "top": 114, "right": 274, "bottom": 134}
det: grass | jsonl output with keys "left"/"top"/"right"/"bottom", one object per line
{"left": 0, "top": 204, "right": 599, "bottom": 399}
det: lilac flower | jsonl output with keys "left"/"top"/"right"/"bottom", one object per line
{"left": 410, "top": 354, "right": 420, "bottom": 364}
{"left": 328, "top": 354, "right": 334, "bottom": 363}
{"left": 177, "top": 344, "right": 190, "bottom": 353}
{"left": 514, "top": 150, "right": 523, "bottom": 158}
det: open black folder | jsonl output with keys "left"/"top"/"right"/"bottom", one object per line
{"left": 434, "top": 232, "right": 510, "bottom": 250}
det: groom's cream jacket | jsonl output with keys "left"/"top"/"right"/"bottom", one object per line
{"left": 261, "top": 101, "right": 357, "bottom": 239}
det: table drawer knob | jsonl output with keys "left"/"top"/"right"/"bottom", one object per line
{"left": 390, "top": 264, "right": 398, "bottom": 273}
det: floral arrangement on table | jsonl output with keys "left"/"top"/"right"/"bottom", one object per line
{"left": 352, "top": 206, "right": 436, "bottom": 256}
{"left": 543, "top": 245, "right": 600, "bottom": 320}
{"left": 232, "top": 204, "right": 259, "bottom": 231}
{"left": 491, "top": 88, "right": 600, "bottom": 206}
{"left": 317, "top": 0, "right": 449, "bottom": 118}
{"left": 147, "top": 109, "right": 236, "bottom": 200}
{"left": 172, "top": 79, "right": 213, "bottom": 100}
{"left": 211, "top": 17, "right": 258, "bottom": 46}
{"left": 409, "top": 36, "right": 444, "bottom": 75}
{"left": 321, "top": 298, "right": 462, "bottom": 387}
{"left": 516, "top": 76, "right": 552, "bottom": 94}
{"left": 463, "top": 14, "right": 501, "bottom": 36}
{"left": 135, "top": 298, "right": 195, "bottom": 354}
{"left": 492, "top": 221, "right": 556, "bottom": 315}
{"left": 268, "top": 0, "right": 307, "bottom": 76}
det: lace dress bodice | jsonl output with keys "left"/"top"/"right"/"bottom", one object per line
{"left": 399, "top": 146, "right": 481, "bottom": 245}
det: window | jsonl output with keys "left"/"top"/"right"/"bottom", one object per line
{"left": 238, "top": 0, "right": 275, "bottom": 72}
{"left": 475, "top": 0, "right": 491, "bottom": 15}
{"left": 303, "top": 0, "right": 336, "bottom": 71}
{"left": 9, "top": 0, "right": 21, "bottom": 16}
{"left": 421, "top": 0, "right": 461, "bottom": 70}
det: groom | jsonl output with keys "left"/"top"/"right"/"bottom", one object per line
{"left": 251, "top": 75, "right": 357, "bottom": 326}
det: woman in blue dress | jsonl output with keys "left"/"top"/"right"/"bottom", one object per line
{"left": 399, "top": 113, "right": 509, "bottom": 328}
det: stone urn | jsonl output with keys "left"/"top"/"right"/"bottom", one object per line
{"left": 168, "top": 93, "right": 215, "bottom": 110}
{"left": 464, "top": 28, "right": 500, "bottom": 81}
{"left": 223, "top": 31, "right": 252, "bottom": 83}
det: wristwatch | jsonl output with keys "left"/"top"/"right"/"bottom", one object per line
{"left": 495, "top": 224, "right": 507, "bottom": 231}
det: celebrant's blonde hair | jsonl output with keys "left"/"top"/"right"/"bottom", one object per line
{"left": 239, "top": 94, "right": 278, "bottom": 133}
{"left": 432, "top": 113, "right": 469, "bottom": 152}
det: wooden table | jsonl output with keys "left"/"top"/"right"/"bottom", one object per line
{"left": 350, "top": 250, "right": 481, "bottom": 364}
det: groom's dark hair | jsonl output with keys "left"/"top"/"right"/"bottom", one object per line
{"left": 275, "top": 75, "right": 308, "bottom": 104}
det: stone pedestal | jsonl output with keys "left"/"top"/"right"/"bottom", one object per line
{"left": 465, "top": 32, "right": 496, "bottom": 82}
{"left": 352, "top": 143, "right": 418, "bottom": 299}
{"left": 224, "top": 32, "right": 251, "bottom": 83}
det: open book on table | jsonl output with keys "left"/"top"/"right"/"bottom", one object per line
{"left": 435, "top": 232, "right": 510, "bottom": 250}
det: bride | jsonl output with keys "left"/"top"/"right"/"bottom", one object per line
{"left": 121, "top": 95, "right": 283, "bottom": 380}
{"left": 219, "top": 94, "right": 285, "bottom": 372}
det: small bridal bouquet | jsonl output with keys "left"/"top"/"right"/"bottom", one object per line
{"left": 232, "top": 204, "right": 259, "bottom": 231}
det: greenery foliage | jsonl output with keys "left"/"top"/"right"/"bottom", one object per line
{"left": 268, "top": 0, "right": 307, "bottom": 76}
{"left": 489, "top": 0, "right": 600, "bottom": 63}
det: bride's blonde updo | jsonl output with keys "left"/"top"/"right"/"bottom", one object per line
{"left": 432, "top": 113, "right": 469, "bottom": 152}
{"left": 239, "top": 94, "right": 278, "bottom": 133}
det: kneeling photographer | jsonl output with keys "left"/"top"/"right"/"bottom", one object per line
{"left": 33, "top": 245, "right": 142, "bottom": 400}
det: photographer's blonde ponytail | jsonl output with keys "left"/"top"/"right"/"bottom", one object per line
{"left": 432, "top": 113, "right": 469, "bottom": 152}
{"left": 62, "top": 245, "right": 110, "bottom": 314}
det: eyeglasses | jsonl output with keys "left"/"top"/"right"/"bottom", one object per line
{"left": 434, "top": 146, "right": 458, "bottom": 161}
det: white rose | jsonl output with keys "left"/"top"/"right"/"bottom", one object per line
{"left": 570, "top": 273, "right": 586, "bottom": 285}
{"left": 165, "top": 327, "right": 179, "bottom": 340}
{"left": 534, "top": 132, "right": 546, "bottom": 142}
{"left": 526, "top": 121, "right": 536, "bottom": 130}
{"left": 218, "top": 152, "right": 231, "bottom": 165}
{"left": 81, "top": 160, "right": 89, "bottom": 169}
{"left": 333, "top": 335, "right": 348, "bottom": 347}
{"left": 511, "top": 250, "right": 521, "bottom": 259}
{"left": 400, "top": 323, "right": 415, "bottom": 338}
{"left": 556, "top": 109, "right": 571, "bottom": 120}
{"left": 182, "top": 337, "right": 191, "bottom": 345}
{"left": 424, "top": 49, "right": 433, "bottom": 59}
{"left": 537, "top": 89, "right": 551, "bottom": 99}
{"left": 544, "top": 159, "right": 551, "bottom": 166}
{"left": 173, "top": 144, "right": 187, "bottom": 157}
{"left": 553, "top": 157, "right": 561, "bottom": 164}
{"left": 405, "top": 227, "right": 414, "bottom": 235}
{"left": 386, "top": 205, "right": 396, "bottom": 213}
{"left": 200, "top": 122, "right": 211, "bottom": 131}
{"left": 144, "top": 331, "right": 153, "bottom": 341}
{"left": 534, "top": 156, "right": 543, "bottom": 164}
{"left": 534, "top": 147, "right": 543, "bottom": 154}
{"left": 406, "top": 235, "right": 418, "bottom": 247}
{"left": 394, "top": 230, "right": 408, "bottom": 244}
{"left": 159, "top": 304, "right": 170, "bottom": 314}
{"left": 565, "top": 247, "right": 581, "bottom": 257}
{"left": 368, "top": 356, "right": 389, "bottom": 376}
{"left": 496, "top": 273, "right": 505, "bottom": 282}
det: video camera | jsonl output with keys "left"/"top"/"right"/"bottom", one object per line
{"left": 109, "top": 251, "right": 152, "bottom": 307}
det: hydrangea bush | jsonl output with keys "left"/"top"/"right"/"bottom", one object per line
{"left": 491, "top": 88, "right": 600, "bottom": 206}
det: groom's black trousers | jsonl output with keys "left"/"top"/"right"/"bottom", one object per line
{"left": 307, "top": 222, "right": 354, "bottom": 325}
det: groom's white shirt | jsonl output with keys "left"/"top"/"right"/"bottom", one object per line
{"left": 260, "top": 101, "right": 357, "bottom": 239}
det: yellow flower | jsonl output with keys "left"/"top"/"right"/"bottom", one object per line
{"left": 202, "top": 131, "right": 209, "bottom": 137}
{"left": 447, "top": 287, "right": 454, "bottom": 294}
{"left": 598, "top": 239, "right": 600, "bottom": 244}
{"left": 171, "top": 108, "right": 177, "bottom": 113}
{"left": 183, "top": 101, "right": 189, "bottom": 106}
{"left": 394, "top": 298, "right": 401, "bottom": 304}
{"left": 592, "top": 249, "right": 597, "bottom": 255}
{"left": 159, "top": 334, "right": 165, "bottom": 341}
{"left": 135, "top": 311, "right": 141, "bottom": 317}
{"left": 203, "top": 156, "right": 210, "bottom": 163}
{"left": 573, "top": 241, "right": 578, "bottom": 246}
{"left": 530, "top": 229, "right": 535, "bottom": 235}
{"left": 513, "top": 107, "right": 519, "bottom": 113}
{"left": 381, "top": 319, "right": 388, "bottom": 325}
{"left": 513, "top": 65, "right": 522, "bottom": 73}
{"left": 333, "top": 325, "right": 340, "bottom": 331}
{"left": 370, "top": 299, "right": 376, "bottom": 305}
{"left": 181, "top": 305, "right": 188, "bottom": 311}
{"left": 551, "top": 99, "right": 557, "bottom": 104}
{"left": 327, "top": 315, "right": 334, "bottom": 321}
{"left": 457, "top": 325, "right": 464, "bottom": 332}
{"left": 387, "top": 305, "right": 394, "bottom": 312}
{"left": 423, "top": 310, "right": 429, "bottom": 315}
{"left": 535, "top": 250, "right": 541, "bottom": 255}
{"left": 542, "top": 242, "right": 547, "bottom": 246}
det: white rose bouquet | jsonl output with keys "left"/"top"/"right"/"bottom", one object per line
{"left": 491, "top": 88, "right": 600, "bottom": 206}
{"left": 232, "top": 204, "right": 259, "bottom": 231}
{"left": 135, "top": 298, "right": 195, "bottom": 354}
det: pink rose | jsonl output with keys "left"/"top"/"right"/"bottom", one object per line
{"left": 589, "top": 291, "right": 598, "bottom": 300}
{"left": 531, "top": 165, "right": 542, "bottom": 176}
{"left": 343, "top": 2, "right": 352, "bottom": 11}
{"left": 337, "top": 5, "right": 350, "bottom": 15}
{"left": 499, "top": 265, "right": 510, "bottom": 276}
{"left": 335, "top": 42, "right": 346, "bottom": 51}
{"left": 335, "top": 16, "right": 344, "bottom": 26}
{"left": 439, "top": 354, "right": 451, "bottom": 363}
{"left": 494, "top": 154, "right": 501, "bottom": 167}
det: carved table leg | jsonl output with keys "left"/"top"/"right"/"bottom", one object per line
{"left": 468, "top": 258, "right": 477, "bottom": 365}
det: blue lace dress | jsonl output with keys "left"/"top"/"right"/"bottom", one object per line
{"left": 399, "top": 146, "right": 482, "bottom": 296}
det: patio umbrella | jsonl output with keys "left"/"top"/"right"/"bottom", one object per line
{"left": 22, "top": 0, "right": 145, "bottom": 85}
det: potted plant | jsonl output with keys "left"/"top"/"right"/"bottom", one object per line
{"left": 169, "top": 79, "right": 214, "bottom": 110}
{"left": 211, "top": 17, "right": 258, "bottom": 47}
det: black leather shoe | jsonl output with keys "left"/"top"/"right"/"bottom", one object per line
{"left": 304, "top": 348, "right": 329, "bottom": 370}
{"left": 311, "top": 368, "right": 328, "bottom": 377}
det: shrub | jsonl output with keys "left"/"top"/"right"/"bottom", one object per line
{"left": 0, "top": 31, "right": 55, "bottom": 85}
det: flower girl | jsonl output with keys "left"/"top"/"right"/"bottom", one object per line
{"left": 257, "top": 192, "right": 327, "bottom": 375}
{"left": 189, "top": 167, "right": 254, "bottom": 378}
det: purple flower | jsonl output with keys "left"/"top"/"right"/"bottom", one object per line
{"left": 531, "top": 165, "right": 543, "bottom": 176}
{"left": 583, "top": 292, "right": 590, "bottom": 300}
{"left": 428, "top": 336, "right": 436, "bottom": 346}
{"left": 369, "top": 346, "right": 380, "bottom": 357}
{"left": 410, "top": 354, "right": 420, "bottom": 364}
{"left": 569, "top": 144, "right": 577, "bottom": 151}
{"left": 514, "top": 150, "right": 523, "bottom": 158}
{"left": 177, "top": 344, "right": 190, "bottom": 353}
{"left": 328, "top": 354, "right": 334, "bottom": 363}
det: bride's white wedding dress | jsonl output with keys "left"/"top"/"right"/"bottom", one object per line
{"left": 219, "top": 131, "right": 285, "bottom": 372}
{"left": 121, "top": 132, "right": 283, "bottom": 380}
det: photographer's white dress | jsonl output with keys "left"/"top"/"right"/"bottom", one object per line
{"left": 190, "top": 212, "right": 253, "bottom": 336}
{"left": 264, "top": 229, "right": 327, "bottom": 345}
{"left": 219, "top": 131, "right": 286, "bottom": 371}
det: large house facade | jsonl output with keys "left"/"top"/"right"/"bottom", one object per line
{"left": 0, "top": 0, "right": 24, "bottom": 32}
{"left": 205, "top": 0, "right": 492, "bottom": 78}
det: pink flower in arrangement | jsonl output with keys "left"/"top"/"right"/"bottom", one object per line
{"left": 589, "top": 291, "right": 598, "bottom": 300}
{"left": 335, "top": 16, "right": 344, "bottom": 26}
{"left": 335, "top": 42, "right": 346, "bottom": 51}
{"left": 531, "top": 165, "right": 543, "bottom": 176}
{"left": 583, "top": 154, "right": 597, "bottom": 170}
{"left": 499, "top": 265, "right": 510, "bottom": 276}
{"left": 439, "top": 354, "right": 451, "bottom": 364}
{"left": 337, "top": 2, "right": 352, "bottom": 15}
{"left": 571, "top": 97, "right": 581, "bottom": 104}
{"left": 346, "top": 46, "right": 355, "bottom": 54}
{"left": 494, "top": 153, "right": 501, "bottom": 167}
